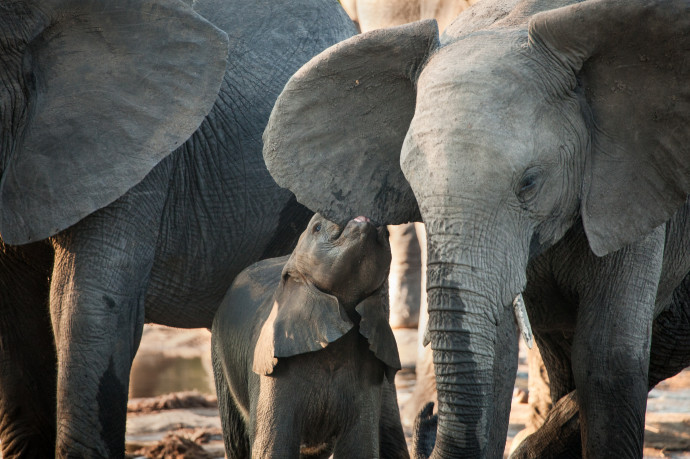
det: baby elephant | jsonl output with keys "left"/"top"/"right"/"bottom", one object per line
{"left": 211, "top": 214, "right": 408, "bottom": 458}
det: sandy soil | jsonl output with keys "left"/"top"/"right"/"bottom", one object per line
{"left": 125, "top": 325, "right": 690, "bottom": 458}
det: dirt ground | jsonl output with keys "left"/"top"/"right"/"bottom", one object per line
{"left": 125, "top": 325, "right": 690, "bottom": 458}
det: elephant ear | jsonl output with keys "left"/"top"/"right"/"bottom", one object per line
{"left": 263, "top": 20, "right": 439, "bottom": 226}
{"left": 529, "top": 0, "right": 690, "bottom": 256}
{"left": 252, "top": 276, "right": 354, "bottom": 376}
{"left": 356, "top": 291, "right": 401, "bottom": 382}
{"left": 0, "top": 0, "right": 228, "bottom": 244}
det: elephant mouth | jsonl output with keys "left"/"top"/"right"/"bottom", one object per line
{"left": 339, "top": 216, "right": 389, "bottom": 247}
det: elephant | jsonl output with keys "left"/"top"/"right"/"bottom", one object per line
{"left": 211, "top": 214, "right": 407, "bottom": 458}
{"left": 0, "top": 0, "right": 355, "bottom": 457}
{"left": 261, "top": 0, "right": 690, "bottom": 457}
{"left": 340, "top": 0, "right": 479, "bottom": 32}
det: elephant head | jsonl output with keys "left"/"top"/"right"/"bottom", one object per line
{"left": 263, "top": 0, "right": 690, "bottom": 456}
{"left": 0, "top": 0, "right": 228, "bottom": 245}
{"left": 253, "top": 214, "right": 401, "bottom": 380}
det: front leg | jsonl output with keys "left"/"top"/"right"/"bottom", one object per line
{"left": 571, "top": 225, "right": 664, "bottom": 458}
{"left": 332, "top": 399, "right": 380, "bottom": 459}
{"left": 0, "top": 242, "right": 56, "bottom": 458}
{"left": 379, "top": 379, "right": 411, "bottom": 459}
{"left": 250, "top": 376, "right": 302, "bottom": 458}
{"left": 50, "top": 176, "right": 167, "bottom": 457}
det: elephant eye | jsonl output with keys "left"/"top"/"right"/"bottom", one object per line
{"left": 313, "top": 223, "right": 322, "bottom": 233}
{"left": 517, "top": 168, "right": 542, "bottom": 201}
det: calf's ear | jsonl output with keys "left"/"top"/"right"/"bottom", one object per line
{"left": 356, "top": 291, "right": 401, "bottom": 382}
{"left": 253, "top": 277, "right": 353, "bottom": 375}
{"left": 263, "top": 20, "right": 439, "bottom": 226}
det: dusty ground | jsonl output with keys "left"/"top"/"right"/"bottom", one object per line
{"left": 126, "top": 325, "right": 690, "bottom": 458}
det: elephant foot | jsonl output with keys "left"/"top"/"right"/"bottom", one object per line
{"left": 412, "top": 402, "right": 437, "bottom": 459}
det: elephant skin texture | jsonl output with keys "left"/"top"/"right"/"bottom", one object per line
{"left": 0, "top": 1, "right": 356, "bottom": 457}
{"left": 262, "top": 0, "right": 690, "bottom": 457}
{"left": 211, "top": 214, "right": 408, "bottom": 458}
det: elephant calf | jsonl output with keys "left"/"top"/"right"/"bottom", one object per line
{"left": 211, "top": 214, "right": 408, "bottom": 458}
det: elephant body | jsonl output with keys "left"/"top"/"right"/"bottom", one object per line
{"left": 262, "top": 0, "right": 690, "bottom": 457}
{"left": 0, "top": 1, "right": 356, "bottom": 457}
{"left": 212, "top": 215, "right": 407, "bottom": 458}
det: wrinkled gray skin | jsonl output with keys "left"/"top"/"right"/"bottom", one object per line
{"left": 509, "top": 245, "right": 690, "bottom": 458}
{"left": 0, "top": 1, "right": 355, "bottom": 457}
{"left": 212, "top": 214, "right": 408, "bottom": 458}
{"left": 262, "top": 0, "right": 690, "bottom": 457}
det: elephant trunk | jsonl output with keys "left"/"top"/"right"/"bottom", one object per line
{"left": 426, "top": 284, "right": 496, "bottom": 458}
{"left": 419, "top": 216, "right": 523, "bottom": 458}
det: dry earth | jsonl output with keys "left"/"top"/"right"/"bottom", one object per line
{"left": 124, "top": 324, "right": 690, "bottom": 459}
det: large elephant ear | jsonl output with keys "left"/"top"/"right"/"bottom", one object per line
{"left": 0, "top": 0, "right": 228, "bottom": 244}
{"left": 529, "top": 0, "right": 690, "bottom": 256}
{"left": 263, "top": 20, "right": 439, "bottom": 226}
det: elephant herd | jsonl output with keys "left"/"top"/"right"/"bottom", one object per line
{"left": 0, "top": 0, "right": 689, "bottom": 458}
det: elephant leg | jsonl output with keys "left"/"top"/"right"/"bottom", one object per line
{"left": 402, "top": 344, "right": 436, "bottom": 426}
{"left": 402, "top": 223, "right": 436, "bottom": 427}
{"left": 379, "top": 380, "right": 411, "bottom": 459}
{"left": 512, "top": 269, "right": 690, "bottom": 459}
{"left": 49, "top": 175, "right": 167, "bottom": 457}
{"left": 0, "top": 241, "right": 56, "bottom": 458}
{"left": 388, "top": 222, "right": 423, "bottom": 329}
{"left": 333, "top": 403, "right": 380, "bottom": 459}
{"left": 648, "top": 272, "right": 690, "bottom": 386}
{"left": 525, "top": 343, "right": 552, "bottom": 432}
{"left": 508, "top": 342, "right": 554, "bottom": 456}
{"left": 570, "top": 227, "right": 664, "bottom": 458}
{"left": 534, "top": 332, "right": 574, "bottom": 408}
{"left": 211, "top": 346, "right": 250, "bottom": 459}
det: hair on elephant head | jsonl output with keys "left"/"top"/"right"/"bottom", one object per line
{"left": 253, "top": 213, "right": 400, "bottom": 380}
{"left": 263, "top": 0, "right": 690, "bottom": 457}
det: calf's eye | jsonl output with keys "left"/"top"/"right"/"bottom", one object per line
{"left": 313, "top": 223, "right": 322, "bottom": 233}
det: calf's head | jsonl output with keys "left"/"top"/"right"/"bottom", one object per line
{"left": 253, "top": 214, "right": 400, "bottom": 379}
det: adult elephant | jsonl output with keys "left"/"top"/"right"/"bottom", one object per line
{"left": 0, "top": 0, "right": 355, "bottom": 457}
{"left": 263, "top": 0, "right": 690, "bottom": 457}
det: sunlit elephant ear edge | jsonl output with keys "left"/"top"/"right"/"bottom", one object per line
{"left": 529, "top": 0, "right": 690, "bottom": 257}
{"left": 263, "top": 19, "right": 440, "bottom": 227}
{"left": 0, "top": 0, "right": 229, "bottom": 245}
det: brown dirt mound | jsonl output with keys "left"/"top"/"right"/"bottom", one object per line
{"left": 133, "top": 432, "right": 214, "bottom": 459}
{"left": 128, "top": 391, "right": 217, "bottom": 414}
